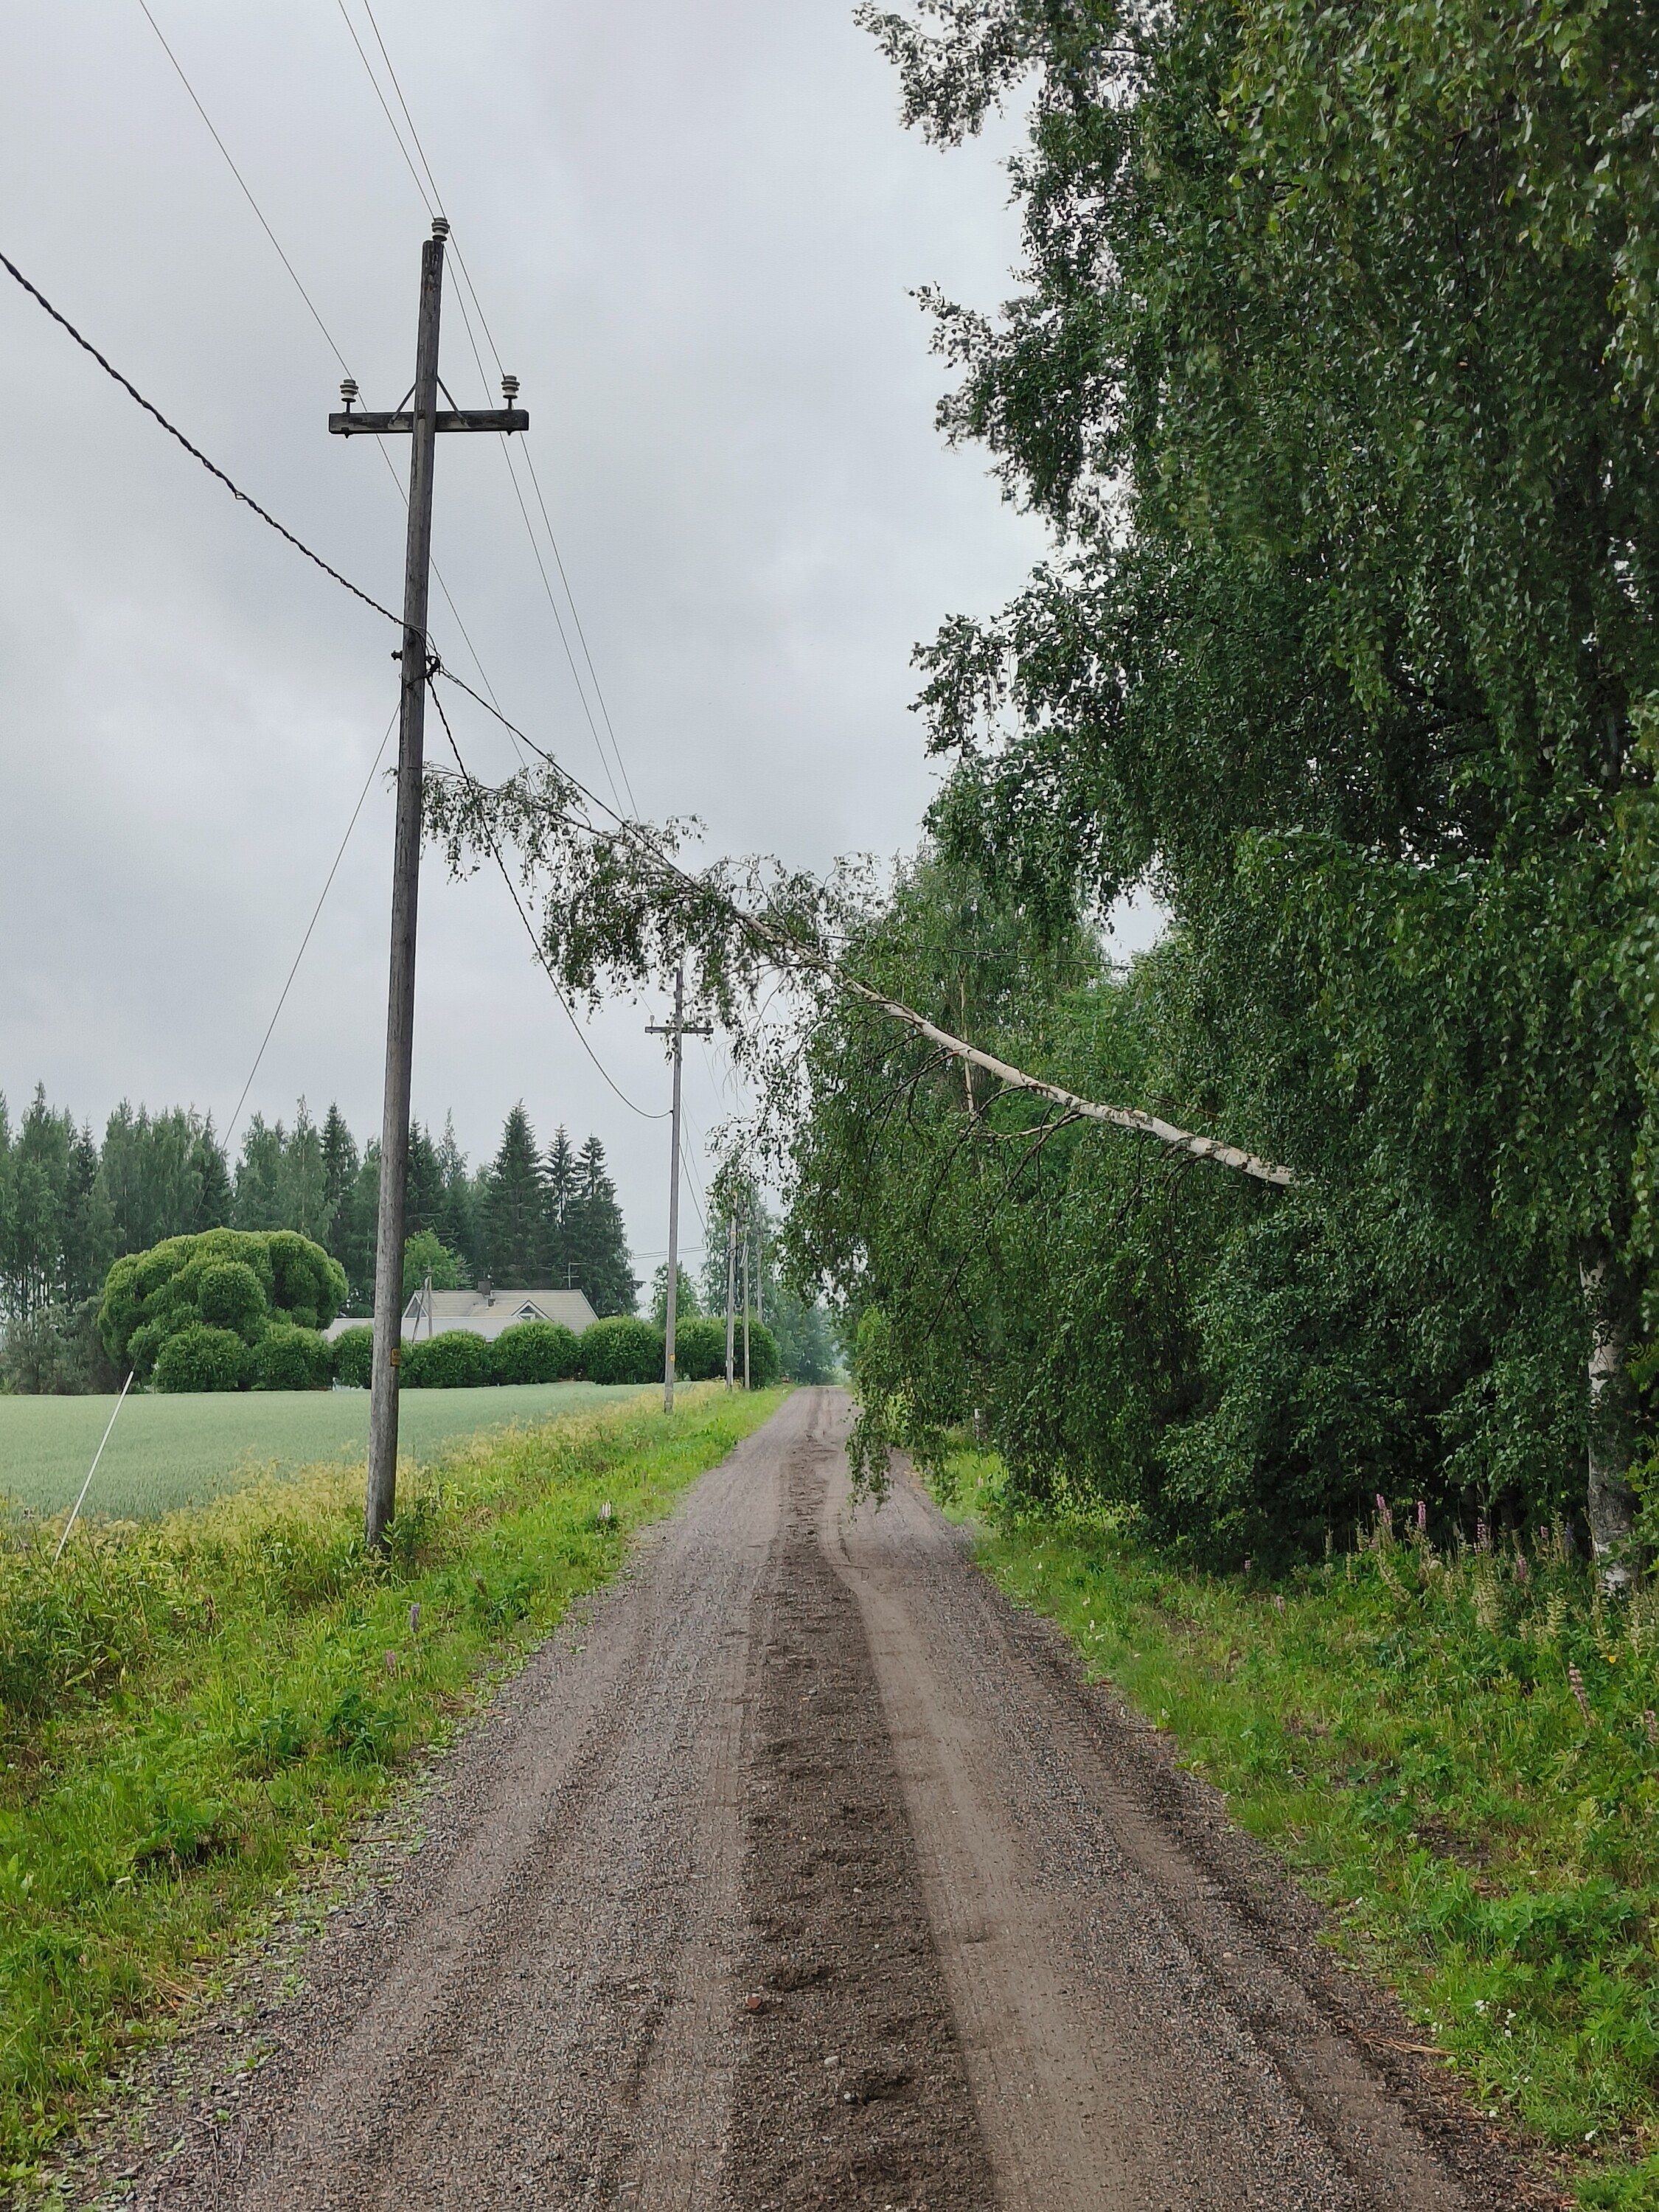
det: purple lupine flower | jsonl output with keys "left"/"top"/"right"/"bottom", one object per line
{"left": 1568, "top": 1665, "right": 1593, "bottom": 1728}
{"left": 1513, "top": 1551, "right": 1529, "bottom": 1585}
{"left": 1476, "top": 1517, "right": 1491, "bottom": 1552}
{"left": 1416, "top": 1500, "right": 1427, "bottom": 1535}
{"left": 1645, "top": 1710, "right": 1658, "bottom": 1751}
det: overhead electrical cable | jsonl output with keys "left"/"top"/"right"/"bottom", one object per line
{"left": 0, "top": 247, "right": 399, "bottom": 627}
{"left": 225, "top": 703, "right": 399, "bottom": 1149}
{"left": 131, "top": 2, "right": 529, "bottom": 776}
{"left": 333, "top": 0, "right": 639, "bottom": 813}
{"left": 136, "top": 0, "right": 351, "bottom": 377}
{"left": 333, "top": 0, "right": 437, "bottom": 215}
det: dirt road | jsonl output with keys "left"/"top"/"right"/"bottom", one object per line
{"left": 111, "top": 1389, "right": 1524, "bottom": 2211}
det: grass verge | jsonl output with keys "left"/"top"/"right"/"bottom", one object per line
{"left": 0, "top": 1382, "right": 787, "bottom": 2187}
{"left": 930, "top": 1446, "right": 1659, "bottom": 2211}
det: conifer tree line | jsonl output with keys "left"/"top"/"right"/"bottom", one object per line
{"left": 0, "top": 1085, "right": 636, "bottom": 1391}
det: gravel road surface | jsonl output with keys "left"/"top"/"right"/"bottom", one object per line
{"left": 94, "top": 1388, "right": 1531, "bottom": 2211}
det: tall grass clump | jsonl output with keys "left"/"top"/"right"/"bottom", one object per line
{"left": 0, "top": 1382, "right": 787, "bottom": 2185}
{"left": 934, "top": 1448, "right": 1659, "bottom": 2207}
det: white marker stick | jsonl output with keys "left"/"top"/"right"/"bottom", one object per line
{"left": 53, "top": 1369, "right": 134, "bottom": 1564}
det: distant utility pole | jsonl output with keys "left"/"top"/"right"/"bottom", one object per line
{"left": 724, "top": 1219, "right": 736, "bottom": 1390}
{"left": 645, "top": 959, "right": 711, "bottom": 1413}
{"left": 742, "top": 1221, "right": 751, "bottom": 1391}
{"left": 330, "top": 217, "right": 528, "bottom": 1551}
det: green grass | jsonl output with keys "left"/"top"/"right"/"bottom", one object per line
{"left": 929, "top": 1447, "right": 1659, "bottom": 2210}
{"left": 0, "top": 1382, "right": 788, "bottom": 2188}
{"left": 0, "top": 1384, "right": 648, "bottom": 1521}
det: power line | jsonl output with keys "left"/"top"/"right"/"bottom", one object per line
{"left": 332, "top": 0, "right": 640, "bottom": 814}
{"left": 136, "top": 0, "right": 352, "bottom": 378}
{"left": 132, "top": 6, "right": 531, "bottom": 779}
{"left": 333, "top": 0, "right": 436, "bottom": 215}
{"left": 0, "top": 246, "right": 398, "bottom": 627}
{"left": 225, "top": 703, "right": 399, "bottom": 1149}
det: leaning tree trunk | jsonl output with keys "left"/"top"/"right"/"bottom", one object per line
{"left": 1578, "top": 1237, "right": 1641, "bottom": 1593}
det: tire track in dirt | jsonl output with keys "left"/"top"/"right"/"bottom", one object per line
{"left": 713, "top": 1397, "right": 995, "bottom": 2210}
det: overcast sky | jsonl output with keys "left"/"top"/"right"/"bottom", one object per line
{"left": 1, "top": 0, "right": 1150, "bottom": 1273}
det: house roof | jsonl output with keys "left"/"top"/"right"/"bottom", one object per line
{"left": 399, "top": 1286, "right": 599, "bottom": 1341}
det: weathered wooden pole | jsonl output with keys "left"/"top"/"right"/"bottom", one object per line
{"left": 330, "top": 218, "right": 528, "bottom": 1550}
{"left": 724, "top": 1218, "right": 736, "bottom": 1391}
{"left": 364, "top": 220, "right": 445, "bottom": 1551}
{"left": 647, "top": 961, "right": 711, "bottom": 1414}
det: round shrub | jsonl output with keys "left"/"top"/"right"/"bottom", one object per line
{"left": 153, "top": 1324, "right": 248, "bottom": 1394}
{"left": 672, "top": 1315, "right": 728, "bottom": 1382}
{"left": 250, "top": 1323, "right": 331, "bottom": 1392}
{"left": 196, "top": 1259, "right": 268, "bottom": 1343}
{"left": 403, "top": 1329, "right": 492, "bottom": 1389}
{"left": 745, "top": 1321, "right": 782, "bottom": 1388}
{"left": 330, "top": 1324, "right": 375, "bottom": 1389}
{"left": 578, "top": 1315, "right": 664, "bottom": 1385}
{"left": 490, "top": 1320, "right": 581, "bottom": 1385}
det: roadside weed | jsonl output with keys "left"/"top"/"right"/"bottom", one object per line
{"left": 933, "top": 1447, "right": 1659, "bottom": 2207}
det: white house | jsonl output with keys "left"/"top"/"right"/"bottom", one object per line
{"left": 402, "top": 1284, "right": 599, "bottom": 1342}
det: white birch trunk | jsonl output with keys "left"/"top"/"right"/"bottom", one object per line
{"left": 1579, "top": 1238, "right": 1640, "bottom": 1593}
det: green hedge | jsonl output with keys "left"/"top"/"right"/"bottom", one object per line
{"left": 578, "top": 1315, "right": 664, "bottom": 1385}
{"left": 672, "top": 1315, "right": 728, "bottom": 1381}
{"left": 330, "top": 1325, "right": 375, "bottom": 1390}
{"left": 249, "top": 1324, "right": 331, "bottom": 1392}
{"left": 403, "top": 1331, "right": 492, "bottom": 1390}
{"left": 490, "top": 1320, "right": 582, "bottom": 1384}
{"left": 152, "top": 1324, "right": 248, "bottom": 1394}
{"left": 731, "top": 1321, "right": 781, "bottom": 1388}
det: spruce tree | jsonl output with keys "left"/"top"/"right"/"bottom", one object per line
{"left": 484, "top": 1105, "right": 546, "bottom": 1287}
{"left": 436, "top": 1114, "right": 480, "bottom": 1279}
{"left": 319, "top": 1104, "right": 359, "bottom": 1259}
{"left": 568, "top": 1135, "right": 635, "bottom": 1315}
{"left": 406, "top": 1121, "right": 445, "bottom": 1239}
{"left": 544, "top": 1126, "right": 578, "bottom": 1290}
{"left": 191, "top": 1116, "right": 232, "bottom": 1231}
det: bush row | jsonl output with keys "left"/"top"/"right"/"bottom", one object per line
{"left": 152, "top": 1313, "right": 782, "bottom": 1394}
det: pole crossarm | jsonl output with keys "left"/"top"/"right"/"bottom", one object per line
{"left": 330, "top": 408, "right": 529, "bottom": 437}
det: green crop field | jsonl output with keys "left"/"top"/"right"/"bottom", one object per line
{"left": 0, "top": 1383, "right": 650, "bottom": 1521}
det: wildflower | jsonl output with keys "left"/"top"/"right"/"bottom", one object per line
{"left": 408, "top": 1602, "right": 421, "bottom": 1636}
{"left": 1513, "top": 1551, "right": 1529, "bottom": 1585}
{"left": 1416, "top": 1500, "right": 1427, "bottom": 1536}
{"left": 1645, "top": 1710, "right": 1658, "bottom": 1750}
{"left": 1476, "top": 1517, "right": 1491, "bottom": 1552}
{"left": 1568, "top": 1664, "right": 1593, "bottom": 1728}
{"left": 1273, "top": 1593, "right": 1286, "bottom": 1615}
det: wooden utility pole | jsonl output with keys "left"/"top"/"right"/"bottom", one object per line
{"left": 742, "top": 1222, "right": 751, "bottom": 1391}
{"left": 330, "top": 217, "right": 528, "bottom": 1551}
{"left": 724, "top": 1219, "right": 736, "bottom": 1390}
{"left": 646, "top": 960, "right": 710, "bottom": 1413}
